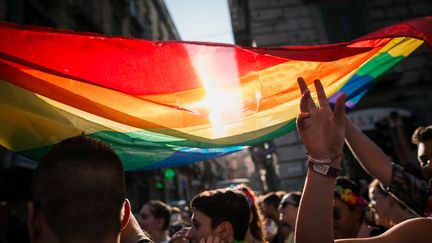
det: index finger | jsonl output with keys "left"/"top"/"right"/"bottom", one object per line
{"left": 298, "top": 77, "right": 316, "bottom": 111}
{"left": 314, "top": 79, "right": 330, "bottom": 110}
{"left": 297, "top": 77, "right": 308, "bottom": 94}
{"left": 171, "top": 227, "right": 189, "bottom": 240}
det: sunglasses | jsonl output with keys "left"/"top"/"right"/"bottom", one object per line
{"left": 279, "top": 197, "right": 299, "bottom": 209}
{"left": 333, "top": 207, "right": 342, "bottom": 220}
{"left": 280, "top": 201, "right": 289, "bottom": 209}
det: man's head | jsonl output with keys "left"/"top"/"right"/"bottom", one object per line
{"left": 333, "top": 177, "right": 367, "bottom": 239}
{"left": 278, "top": 191, "right": 301, "bottom": 230}
{"left": 28, "top": 135, "right": 128, "bottom": 243}
{"left": 412, "top": 125, "right": 432, "bottom": 180}
{"left": 138, "top": 200, "right": 171, "bottom": 234}
{"left": 186, "top": 188, "right": 250, "bottom": 242}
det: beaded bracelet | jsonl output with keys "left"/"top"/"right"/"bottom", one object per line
{"left": 306, "top": 153, "right": 342, "bottom": 165}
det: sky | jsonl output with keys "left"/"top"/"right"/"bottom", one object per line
{"left": 164, "top": 0, "right": 234, "bottom": 44}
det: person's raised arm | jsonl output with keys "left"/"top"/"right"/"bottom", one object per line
{"left": 295, "top": 78, "right": 432, "bottom": 243}
{"left": 295, "top": 78, "right": 346, "bottom": 243}
{"left": 345, "top": 116, "right": 392, "bottom": 187}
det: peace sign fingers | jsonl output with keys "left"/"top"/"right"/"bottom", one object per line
{"left": 313, "top": 79, "right": 331, "bottom": 111}
{"left": 297, "top": 77, "right": 316, "bottom": 112}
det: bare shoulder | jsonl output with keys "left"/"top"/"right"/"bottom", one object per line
{"left": 336, "top": 218, "right": 432, "bottom": 243}
{"left": 380, "top": 217, "right": 432, "bottom": 243}
{"left": 393, "top": 217, "right": 432, "bottom": 229}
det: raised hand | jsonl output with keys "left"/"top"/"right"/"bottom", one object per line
{"left": 169, "top": 227, "right": 191, "bottom": 243}
{"left": 296, "top": 77, "right": 346, "bottom": 160}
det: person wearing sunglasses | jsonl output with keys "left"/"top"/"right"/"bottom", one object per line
{"left": 278, "top": 192, "right": 301, "bottom": 243}
{"left": 368, "top": 179, "right": 418, "bottom": 229}
{"left": 259, "top": 191, "right": 283, "bottom": 242}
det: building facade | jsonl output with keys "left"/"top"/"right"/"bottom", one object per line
{"left": 0, "top": 1, "right": 183, "bottom": 241}
{"left": 1, "top": 0, "right": 179, "bottom": 40}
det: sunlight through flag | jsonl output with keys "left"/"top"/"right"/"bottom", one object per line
{"left": 0, "top": 17, "right": 431, "bottom": 170}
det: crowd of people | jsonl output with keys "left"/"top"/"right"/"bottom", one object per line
{"left": 14, "top": 77, "right": 432, "bottom": 242}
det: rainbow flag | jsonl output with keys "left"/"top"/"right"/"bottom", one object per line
{"left": 0, "top": 17, "right": 431, "bottom": 170}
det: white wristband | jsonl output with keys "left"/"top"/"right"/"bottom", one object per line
{"left": 306, "top": 153, "right": 342, "bottom": 165}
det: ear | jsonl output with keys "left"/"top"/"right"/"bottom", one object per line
{"left": 121, "top": 199, "right": 131, "bottom": 231}
{"left": 215, "top": 221, "right": 233, "bottom": 241}
{"left": 27, "top": 201, "right": 41, "bottom": 242}
{"left": 156, "top": 217, "right": 165, "bottom": 230}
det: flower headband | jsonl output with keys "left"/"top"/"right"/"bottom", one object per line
{"left": 230, "top": 185, "right": 256, "bottom": 207}
{"left": 334, "top": 185, "right": 368, "bottom": 208}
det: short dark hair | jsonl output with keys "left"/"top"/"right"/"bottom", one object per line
{"left": 146, "top": 200, "right": 171, "bottom": 230}
{"left": 191, "top": 189, "right": 250, "bottom": 241}
{"left": 31, "top": 135, "right": 125, "bottom": 242}
{"left": 412, "top": 125, "right": 432, "bottom": 144}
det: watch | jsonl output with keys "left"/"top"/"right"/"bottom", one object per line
{"left": 308, "top": 162, "right": 341, "bottom": 177}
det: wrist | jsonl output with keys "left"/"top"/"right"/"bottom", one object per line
{"left": 307, "top": 161, "right": 342, "bottom": 177}
{"left": 307, "top": 152, "right": 343, "bottom": 164}
{"left": 306, "top": 153, "right": 343, "bottom": 177}
{"left": 328, "top": 156, "right": 343, "bottom": 168}
{"left": 306, "top": 154, "right": 332, "bottom": 164}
